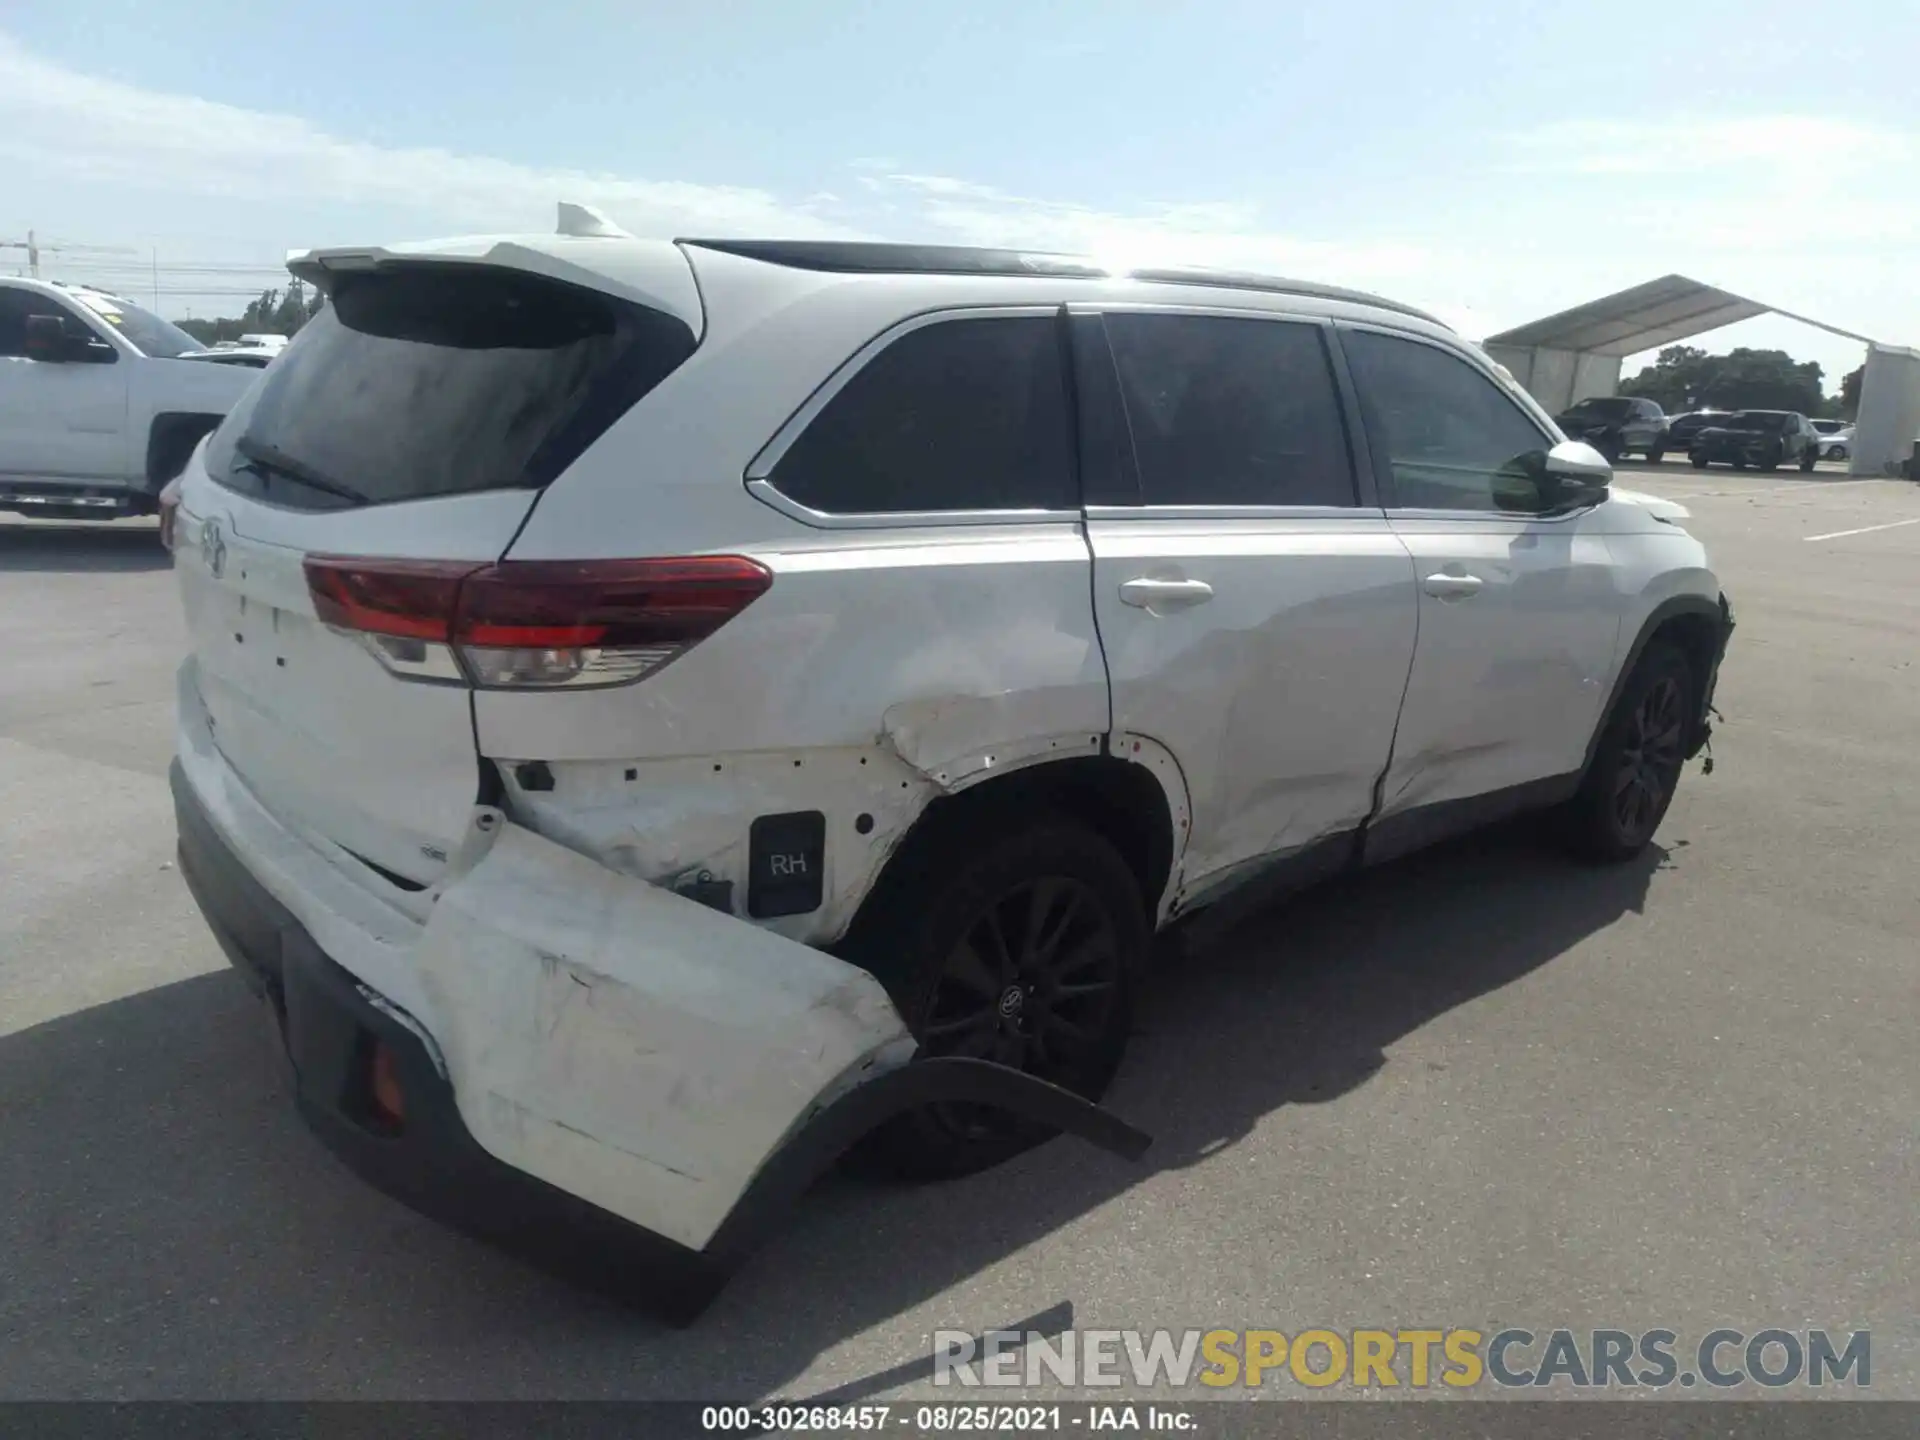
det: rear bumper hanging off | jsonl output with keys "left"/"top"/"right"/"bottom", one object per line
{"left": 171, "top": 760, "right": 1148, "bottom": 1324}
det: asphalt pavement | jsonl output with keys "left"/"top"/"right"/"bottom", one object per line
{"left": 1, "top": 466, "right": 1915, "bottom": 1402}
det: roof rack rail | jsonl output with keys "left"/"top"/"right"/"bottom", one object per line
{"left": 680, "top": 239, "right": 1106, "bottom": 279}
{"left": 677, "top": 239, "right": 1446, "bottom": 327}
{"left": 1126, "top": 267, "right": 1441, "bottom": 325}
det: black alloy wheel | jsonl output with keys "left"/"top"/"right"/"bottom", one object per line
{"left": 918, "top": 875, "right": 1124, "bottom": 1143}
{"left": 843, "top": 816, "right": 1145, "bottom": 1179}
{"left": 1561, "top": 642, "right": 1696, "bottom": 863}
{"left": 1610, "top": 673, "right": 1686, "bottom": 849}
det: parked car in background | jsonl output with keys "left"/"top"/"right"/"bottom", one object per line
{"left": 1663, "top": 411, "right": 1737, "bottom": 452}
{"left": 1688, "top": 410, "right": 1819, "bottom": 471}
{"left": 167, "top": 217, "right": 1736, "bottom": 1319}
{"left": 0, "top": 279, "right": 259, "bottom": 522}
{"left": 1552, "top": 395, "right": 1668, "bottom": 462}
{"left": 1810, "top": 419, "right": 1853, "bottom": 461}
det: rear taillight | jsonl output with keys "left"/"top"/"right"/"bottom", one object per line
{"left": 157, "top": 477, "right": 184, "bottom": 553}
{"left": 303, "top": 555, "right": 772, "bottom": 689}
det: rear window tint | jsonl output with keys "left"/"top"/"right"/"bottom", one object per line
{"left": 1104, "top": 313, "right": 1357, "bottom": 507}
{"left": 206, "top": 266, "right": 694, "bottom": 511}
{"left": 766, "top": 314, "right": 1074, "bottom": 514}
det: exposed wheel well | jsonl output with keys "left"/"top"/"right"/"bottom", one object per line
{"left": 146, "top": 413, "right": 225, "bottom": 491}
{"left": 842, "top": 754, "right": 1175, "bottom": 948}
{"left": 1647, "top": 612, "right": 1719, "bottom": 702}
{"left": 1637, "top": 608, "right": 1725, "bottom": 757}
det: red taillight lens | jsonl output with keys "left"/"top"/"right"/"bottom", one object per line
{"left": 157, "top": 477, "right": 184, "bottom": 553}
{"left": 303, "top": 554, "right": 772, "bottom": 689}
{"left": 305, "top": 558, "right": 480, "bottom": 642}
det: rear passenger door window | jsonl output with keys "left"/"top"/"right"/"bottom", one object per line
{"left": 1341, "top": 328, "right": 1554, "bottom": 515}
{"left": 763, "top": 313, "right": 1074, "bottom": 515}
{"left": 1102, "top": 312, "right": 1357, "bottom": 507}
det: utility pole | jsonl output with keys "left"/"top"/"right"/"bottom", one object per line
{"left": 0, "top": 231, "right": 140, "bottom": 281}
{"left": 0, "top": 229, "right": 40, "bottom": 277}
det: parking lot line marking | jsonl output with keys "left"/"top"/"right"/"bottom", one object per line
{"left": 1773, "top": 478, "right": 1903, "bottom": 492}
{"left": 1803, "top": 517, "right": 1920, "bottom": 542}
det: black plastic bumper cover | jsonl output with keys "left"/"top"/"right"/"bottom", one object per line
{"left": 170, "top": 760, "right": 1150, "bottom": 1324}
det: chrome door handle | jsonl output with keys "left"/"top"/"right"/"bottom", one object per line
{"left": 1421, "top": 572, "right": 1484, "bottom": 600}
{"left": 1119, "top": 577, "right": 1215, "bottom": 611}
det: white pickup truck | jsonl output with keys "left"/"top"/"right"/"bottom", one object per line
{"left": 0, "top": 278, "right": 262, "bottom": 523}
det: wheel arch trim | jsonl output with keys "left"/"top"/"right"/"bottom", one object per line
{"left": 1581, "top": 593, "right": 1732, "bottom": 776}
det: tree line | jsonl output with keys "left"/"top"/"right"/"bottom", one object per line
{"left": 175, "top": 283, "right": 325, "bottom": 347}
{"left": 1621, "top": 345, "right": 1864, "bottom": 420}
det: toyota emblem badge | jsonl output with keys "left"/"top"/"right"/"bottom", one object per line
{"left": 200, "top": 517, "right": 228, "bottom": 578}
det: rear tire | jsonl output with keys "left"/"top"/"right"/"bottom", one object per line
{"left": 1646, "top": 447, "right": 1666, "bottom": 465}
{"left": 1799, "top": 447, "right": 1817, "bottom": 473}
{"left": 1689, "top": 453, "right": 1710, "bottom": 469}
{"left": 1830, "top": 444, "right": 1848, "bottom": 461}
{"left": 1561, "top": 642, "right": 1695, "bottom": 864}
{"left": 844, "top": 815, "right": 1146, "bottom": 1180}
{"left": 1732, "top": 455, "right": 1749, "bottom": 470}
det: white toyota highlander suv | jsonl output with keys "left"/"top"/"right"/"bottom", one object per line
{"left": 167, "top": 209, "right": 1734, "bottom": 1321}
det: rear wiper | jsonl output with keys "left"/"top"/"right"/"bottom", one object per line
{"left": 233, "top": 435, "right": 370, "bottom": 505}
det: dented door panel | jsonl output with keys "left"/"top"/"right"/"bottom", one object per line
{"left": 1089, "top": 514, "right": 1420, "bottom": 899}
{"left": 1379, "top": 513, "right": 1625, "bottom": 816}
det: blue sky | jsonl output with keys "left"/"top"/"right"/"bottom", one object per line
{"left": 5, "top": 1, "right": 1915, "bottom": 388}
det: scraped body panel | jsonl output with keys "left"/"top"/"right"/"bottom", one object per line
{"left": 414, "top": 822, "right": 912, "bottom": 1250}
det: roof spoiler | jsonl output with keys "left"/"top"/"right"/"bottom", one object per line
{"left": 286, "top": 202, "right": 635, "bottom": 292}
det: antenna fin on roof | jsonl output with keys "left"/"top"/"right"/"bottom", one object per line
{"left": 557, "top": 202, "right": 633, "bottom": 239}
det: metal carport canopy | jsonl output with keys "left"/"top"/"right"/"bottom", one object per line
{"left": 1482, "top": 273, "right": 1875, "bottom": 358}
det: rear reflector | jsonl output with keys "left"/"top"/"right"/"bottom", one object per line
{"left": 368, "top": 1040, "right": 406, "bottom": 1129}
{"left": 303, "top": 554, "right": 772, "bottom": 689}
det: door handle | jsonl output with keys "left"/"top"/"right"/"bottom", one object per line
{"left": 1119, "top": 577, "right": 1214, "bottom": 611}
{"left": 1421, "top": 572, "right": 1484, "bottom": 600}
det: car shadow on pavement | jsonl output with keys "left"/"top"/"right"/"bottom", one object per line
{"left": 0, "top": 521, "right": 170, "bottom": 573}
{"left": 0, "top": 822, "right": 1661, "bottom": 1399}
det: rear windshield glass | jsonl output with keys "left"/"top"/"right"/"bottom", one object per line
{"left": 1729, "top": 413, "right": 1786, "bottom": 431}
{"left": 1565, "top": 397, "right": 1633, "bottom": 417}
{"left": 206, "top": 266, "right": 695, "bottom": 510}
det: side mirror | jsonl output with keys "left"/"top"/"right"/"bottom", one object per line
{"left": 22, "top": 314, "right": 69, "bottom": 362}
{"left": 22, "top": 314, "right": 107, "bottom": 363}
{"left": 1543, "top": 439, "right": 1612, "bottom": 510}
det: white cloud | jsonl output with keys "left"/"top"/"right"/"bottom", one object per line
{"left": 0, "top": 34, "right": 859, "bottom": 240}
{"left": 0, "top": 33, "right": 1429, "bottom": 300}
{"left": 4, "top": 30, "right": 1910, "bottom": 372}
{"left": 1509, "top": 114, "right": 1912, "bottom": 176}
{"left": 866, "top": 172, "right": 1431, "bottom": 284}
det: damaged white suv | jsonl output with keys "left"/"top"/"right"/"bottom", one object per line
{"left": 169, "top": 211, "right": 1733, "bottom": 1321}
